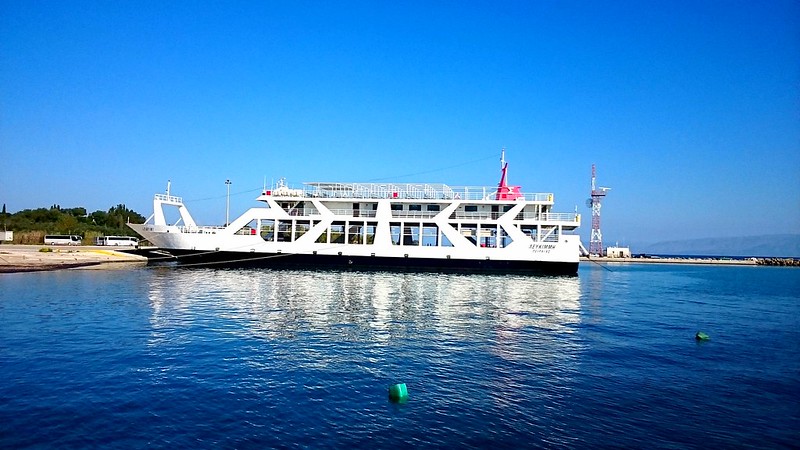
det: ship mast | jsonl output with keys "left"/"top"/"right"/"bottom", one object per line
{"left": 495, "top": 148, "right": 522, "bottom": 200}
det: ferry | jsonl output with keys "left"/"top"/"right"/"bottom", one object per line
{"left": 128, "top": 153, "right": 582, "bottom": 275}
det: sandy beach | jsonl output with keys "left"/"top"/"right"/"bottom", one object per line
{"left": 0, "top": 245, "right": 148, "bottom": 273}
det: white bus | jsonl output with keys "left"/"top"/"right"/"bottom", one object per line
{"left": 44, "top": 235, "right": 82, "bottom": 245}
{"left": 95, "top": 236, "right": 139, "bottom": 247}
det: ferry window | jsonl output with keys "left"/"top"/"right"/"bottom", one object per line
{"left": 520, "top": 225, "right": 537, "bottom": 242}
{"left": 403, "top": 225, "right": 420, "bottom": 246}
{"left": 295, "top": 221, "right": 310, "bottom": 240}
{"left": 349, "top": 224, "right": 364, "bottom": 244}
{"left": 461, "top": 224, "right": 478, "bottom": 246}
{"left": 542, "top": 226, "right": 559, "bottom": 242}
{"left": 499, "top": 225, "right": 513, "bottom": 248}
{"left": 465, "top": 205, "right": 478, "bottom": 212}
{"left": 503, "top": 205, "right": 513, "bottom": 212}
{"left": 426, "top": 205, "right": 440, "bottom": 211}
{"left": 331, "top": 221, "right": 345, "bottom": 244}
{"left": 366, "top": 222, "right": 377, "bottom": 244}
{"left": 316, "top": 228, "right": 328, "bottom": 243}
{"left": 441, "top": 233, "right": 454, "bottom": 247}
{"left": 236, "top": 220, "right": 258, "bottom": 236}
{"left": 277, "top": 220, "right": 292, "bottom": 242}
{"left": 408, "top": 204, "right": 421, "bottom": 211}
{"left": 260, "top": 220, "right": 275, "bottom": 242}
{"left": 390, "top": 222, "right": 401, "bottom": 245}
{"left": 479, "top": 225, "right": 497, "bottom": 248}
{"left": 422, "top": 224, "right": 438, "bottom": 246}
{"left": 289, "top": 202, "right": 304, "bottom": 216}
{"left": 391, "top": 204, "right": 403, "bottom": 211}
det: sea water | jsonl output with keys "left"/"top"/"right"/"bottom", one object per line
{"left": 0, "top": 264, "right": 798, "bottom": 448}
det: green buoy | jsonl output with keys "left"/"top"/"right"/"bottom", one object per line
{"left": 695, "top": 331, "right": 710, "bottom": 341}
{"left": 388, "top": 383, "right": 408, "bottom": 402}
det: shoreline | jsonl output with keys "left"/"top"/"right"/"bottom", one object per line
{"left": 2, "top": 244, "right": 795, "bottom": 273}
{"left": 581, "top": 256, "right": 755, "bottom": 265}
{"left": 0, "top": 245, "right": 148, "bottom": 273}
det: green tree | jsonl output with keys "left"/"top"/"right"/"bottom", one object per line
{"left": 66, "top": 207, "right": 87, "bottom": 217}
{"left": 4, "top": 203, "right": 146, "bottom": 237}
{"left": 89, "top": 210, "right": 108, "bottom": 226}
{"left": 108, "top": 204, "right": 146, "bottom": 227}
{"left": 56, "top": 215, "right": 79, "bottom": 234}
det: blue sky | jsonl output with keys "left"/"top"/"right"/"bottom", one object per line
{"left": 1, "top": 1, "right": 798, "bottom": 247}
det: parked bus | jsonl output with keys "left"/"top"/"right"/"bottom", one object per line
{"left": 44, "top": 235, "right": 82, "bottom": 245}
{"left": 95, "top": 236, "right": 139, "bottom": 247}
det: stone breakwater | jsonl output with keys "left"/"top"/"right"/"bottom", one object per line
{"left": 581, "top": 256, "right": 798, "bottom": 267}
{"left": 581, "top": 256, "right": 755, "bottom": 265}
{"left": 755, "top": 258, "right": 800, "bottom": 267}
{"left": 0, "top": 245, "right": 148, "bottom": 273}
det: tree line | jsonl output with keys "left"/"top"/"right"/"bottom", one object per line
{"left": 1, "top": 203, "right": 146, "bottom": 243}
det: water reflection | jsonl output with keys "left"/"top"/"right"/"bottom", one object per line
{"left": 147, "top": 269, "right": 580, "bottom": 359}
{"left": 149, "top": 270, "right": 578, "bottom": 331}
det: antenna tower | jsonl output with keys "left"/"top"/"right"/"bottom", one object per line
{"left": 587, "top": 164, "right": 610, "bottom": 256}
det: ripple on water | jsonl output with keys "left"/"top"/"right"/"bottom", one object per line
{"left": 0, "top": 266, "right": 797, "bottom": 448}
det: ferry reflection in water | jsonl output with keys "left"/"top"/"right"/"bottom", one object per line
{"left": 145, "top": 268, "right": 581, "bottom": 362}
{"left": 145, "top": 267, "right": 584, "bottom": 441}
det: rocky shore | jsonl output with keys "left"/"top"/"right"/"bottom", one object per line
{"left": 581, "top": 256, "right": 798, "bottom": 267}
{"left": 754, "top": 258, "right": 800, "bottom": 267}
{"left": 0, "top": 245, "right": 148, "bottom": 273}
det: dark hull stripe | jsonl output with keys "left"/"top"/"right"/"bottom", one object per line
{"left": 153, "top": 249, "right": 579, "bottom": 276}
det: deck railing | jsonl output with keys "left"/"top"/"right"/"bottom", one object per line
{"left": 154, "top": 193, "right": 184, "bottom": 204}
{"left": 517, "top": 212, "right": 580, "bottom": 222}
{"left": 390, "top": 211, "right": 440, "bottom": 219}
{"left": 328, "top": 209, "right": 378, "bottom": 217}
{"left": 265, "top": 182, "right": 554, "bottom": 202}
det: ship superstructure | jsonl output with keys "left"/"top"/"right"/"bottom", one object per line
{"left": 129, "top": 155, "right": 582, "bottom": 275}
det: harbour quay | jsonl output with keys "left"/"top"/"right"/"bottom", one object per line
{"left": 0, "top": 244, "right": 148, "bottom": 273}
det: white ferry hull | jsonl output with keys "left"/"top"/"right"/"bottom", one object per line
{"left": 130, "top": 156, "right": 582, "bottom": 276}
{"left": 130, "top": 216, "right": 581, "bottom": 276}
{"left": 162, "top": 248, "right": 578, "bottom": 275}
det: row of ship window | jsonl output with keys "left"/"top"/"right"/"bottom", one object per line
{"left": 245, "top": 219, "right": 560, "bottom": 247}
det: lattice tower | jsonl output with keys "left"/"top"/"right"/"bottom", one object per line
{"left": 589, "top": 164, "right": 609, "bottom": 256}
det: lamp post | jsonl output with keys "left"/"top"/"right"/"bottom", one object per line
{"left": 225, "top": 179, "right": 232, "bottom": 226}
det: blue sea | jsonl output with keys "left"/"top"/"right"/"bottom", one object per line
{"left": 1, "top": 263, "right": 798, "bottom": 449}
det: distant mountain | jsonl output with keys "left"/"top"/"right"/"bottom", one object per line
{"left": 638, "top": 234, "right": 800, "bottom": 258}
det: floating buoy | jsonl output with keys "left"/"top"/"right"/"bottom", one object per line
{"left": 388, "top": 383, "right": 408, "bottom": 402}
{"left": 695, "top": 331, "right": 710, "bottom": 341}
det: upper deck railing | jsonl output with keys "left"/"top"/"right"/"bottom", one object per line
{"left": 154, "top": 193, "right": 184, "bottom": 204}
{"left": 266, "top": 182, "right": 553, "bottom": 202}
